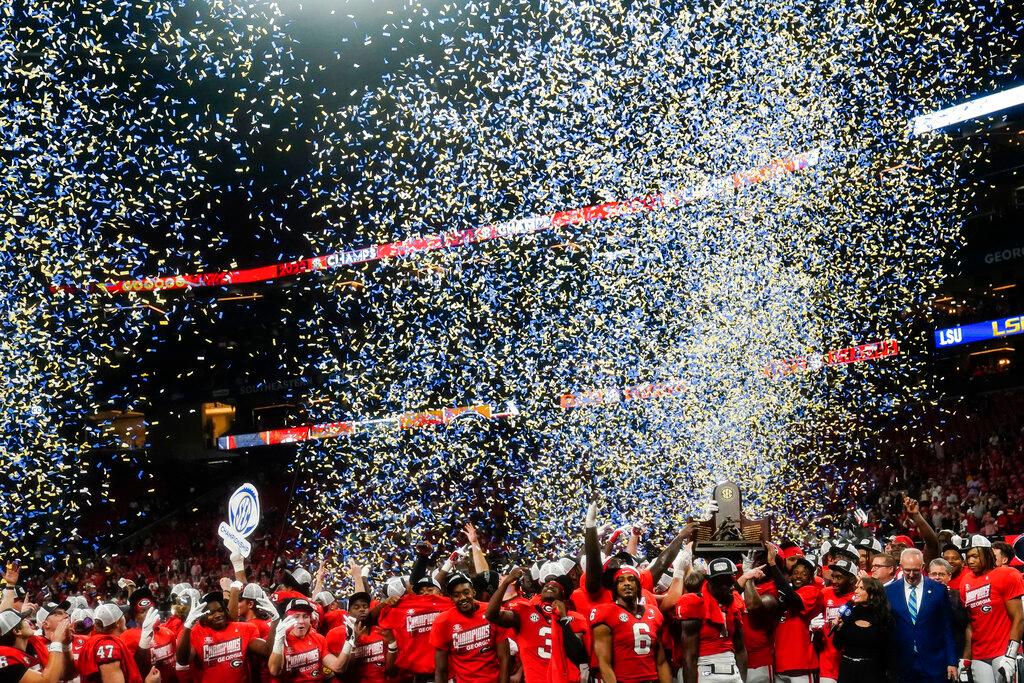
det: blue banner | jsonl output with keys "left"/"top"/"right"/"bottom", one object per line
{"left": 934, "top": 314, "right": 1024, "bottom": 348}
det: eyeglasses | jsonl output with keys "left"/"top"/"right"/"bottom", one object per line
{"left": 871, "top": 564, "right": 891, "bottom": 570}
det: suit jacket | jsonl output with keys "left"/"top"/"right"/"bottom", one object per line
{"left": 885, "top": 577, "right": 957, "bottom": 679}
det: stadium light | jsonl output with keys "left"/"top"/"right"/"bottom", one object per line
{"left": 913, "top": 83, "right": 1024, "bottom": 135}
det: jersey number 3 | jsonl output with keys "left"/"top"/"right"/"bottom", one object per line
{"left": 537, "top": 627, "right": 552, "bottom": 659}
{"left": 632, "top": 623, "right": 651, "bottom": 655}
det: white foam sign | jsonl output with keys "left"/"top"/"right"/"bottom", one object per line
{"left": 218, "top": 483, "right": 260, "bottom": 558}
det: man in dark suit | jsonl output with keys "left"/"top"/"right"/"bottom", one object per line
{"left": 886, "top": 547, "right": 958, "bottom": 682}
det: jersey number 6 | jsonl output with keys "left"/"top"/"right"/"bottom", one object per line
{"left": 632, "top": 623, "right": 651, "bottom": 655}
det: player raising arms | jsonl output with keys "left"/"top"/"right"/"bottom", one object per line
{"left": 591, "top": 566, "right": 671, "bottom": 683}
{"left": 268, "top": 599, "right": 344, "bottom": 683}
{"left": 176, "top": 591, "right": 273, "bottom": 683}
{"left": 959, "top": 536, "right": 1024, "bottom": 683}
{"left": 430, "top": 573, "right": 509, "bottom": 683}
{"left": 484, "top": 567, "right": 589, "bottom": 683}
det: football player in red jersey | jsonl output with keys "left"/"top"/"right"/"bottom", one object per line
{"left": 591, "top": 566, "right": 670, "bottom": 683}
{"left": 122, "top": 603, "right": 177, "bottom": 683}
{"left": 77, "top": 604, "right": 158, "bottom": 683}
{"left": 815, "top": 559, "right": 857, "bottom": 683}
{"left": 764, "top": 542, "right": 821, "bottom": 683}
{"left": 325, "top": 592, "right": 395, "bottom": 683}
{"left": 676, "top": 558, "right": 746, "bottom": 683}
{"left": 377, "top": 573, "right": 452, "bottom": 683}
{"left": 0, "top": 609, "right": 71, "bottom": 683}
{"left": 176, "top": 591, "right": 272, "bottom": 683}
{"left": 429, "top": 574, "right": 508, "bottom": 683}
{"left": 236, "top": 585, "right": 273, "bottom": 683}
{"left": 484, "top": 567, "right": 589, "bottom": 683}
{"left": 959, "top": 535, "right": 1024, "bottom": 683}
{"left": 267, "top": 599, "right": 342, "bottom": 683}
{"left": 735, "top": 555, "right": 776, "bottom": 683}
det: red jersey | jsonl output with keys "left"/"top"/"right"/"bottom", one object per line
{"left": 429, "top": 603, "right": 505, "bottom": 683}
{"left": 122, "top": 625, "right": 180, "bottom": 683}
{"left": 742, "top": 581, "right": 777, "bottom": 669}
{"left": 0, "top": 645, "right": 36, "bottom": 683}
{"left": 78, "top": 633, "right": 144, "bottom": 683}
{"left": 818, "top": 587, "right": 854, "bottom": 679}
{"left": 589, "top": 601, "right": 663, "bottom": 683}
{"left": 72, "top": 633, "right": 91, "bottom": 664}
{"left": 189, "top": 621, "right": 260, "bottom": 683}
{"left": 675, "top": 590, "right": 745, "bottom": 657}
{"left": 960, "top": 566, "right": 1024, "bottom": 659}
{"left": 378, "top": 593, "right": 452, "bottom": 675}
{"left": 330, "top": 627, "right": 388, "bottom": 683}
{"left": 509, "top": 600, "right": 589, "bottom": 683}
{"left": 25, "top": 638, "right": 49, "bottom": 669}
{"left": 773, "top": 583, "right": 821, "bottom": 673}
{"left": 273, "top": 631, "right": 327, "bottom": 683}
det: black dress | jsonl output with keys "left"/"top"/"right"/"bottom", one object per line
{"left": 833, "top": 604, "right": 889, "bottom": 683}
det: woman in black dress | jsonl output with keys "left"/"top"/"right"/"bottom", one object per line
{"left": 832, "top": 576, "right": 892, "bottom": 683}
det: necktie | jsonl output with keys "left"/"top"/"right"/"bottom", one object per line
{"left": 908, "top": 585, "right": 918, "bottom": 624}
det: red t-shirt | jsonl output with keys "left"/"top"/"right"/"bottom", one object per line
{"left": 334, "top": 627, "right": 388, "bottom": 683}
{"left": 122, "top": 625, "right": 180, "bottom": 683}
{"left": 960, "top": 566, "right": 1024, "bottom": 659}
{"left": 429, "top": 603, "right": 505, "bottom": 683}
{"left": 510, "top": 600, "right": 589, "bottom": 683}
{"left": 78, "top": 633, "right": 144, "bottom": 683}
{"left": 675, "top": 590, "right": 745, "bottom": 657}
{"left": 819, "top": 587, "right": 854, "bottom": 679}
{"left": 589, "top": 601, "right": 663, "bottom": 683}
{"left": 742, "top": 581, "right": 776, "bottom": 669}
{"left": 773, "top": 584, "right": 821, "bottom": 673}
{"left": 273, "top": 631, "right": 327, "bottom": 683}
{"left": 948, "top": 570, "right": 966, "bottom": 593}
{"left": 378, "top": 593, "right": 453, "bottom": 675}
{"left": 189, "top": 621, "right": 260, "bottom": 683}
{"left": 166, "top": 617, "right": 185, "bottom": 638}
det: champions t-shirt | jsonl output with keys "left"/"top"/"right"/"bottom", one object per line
{"left": 189, "top": 621, "right": 260, "bottom": 683}
{"left": 960, "top": 566, "right": 1024, "bottom": 660}
{"left": 273, "top": 631, "right": 327, "bottom": 683}
{"left": 429, "top": 603, "right": 506, "bottom": 683}
{"left": 122, "top": 625, "right": 180, "bottom": 683}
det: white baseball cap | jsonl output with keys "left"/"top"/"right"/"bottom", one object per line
{"left": 93, "top": 603, "right": 124, "bottom": 628}
{"left": 0, "top": 609, "right": 23, "bottom": 636}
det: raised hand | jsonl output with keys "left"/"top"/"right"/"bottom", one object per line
{"left": 184, "top": 601, "right": 208, "bottom": 629}
{"left": 903, "top": 495, "right": 920, "bottom": 516}
{"left": 3, "top": 561, "right": 20, "bottom": 586}
{"left": 464, "top": 523, "right": 480, "bottom": 546}
{"left": 139, "top": 607, "right": 160, "bottom": 648}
